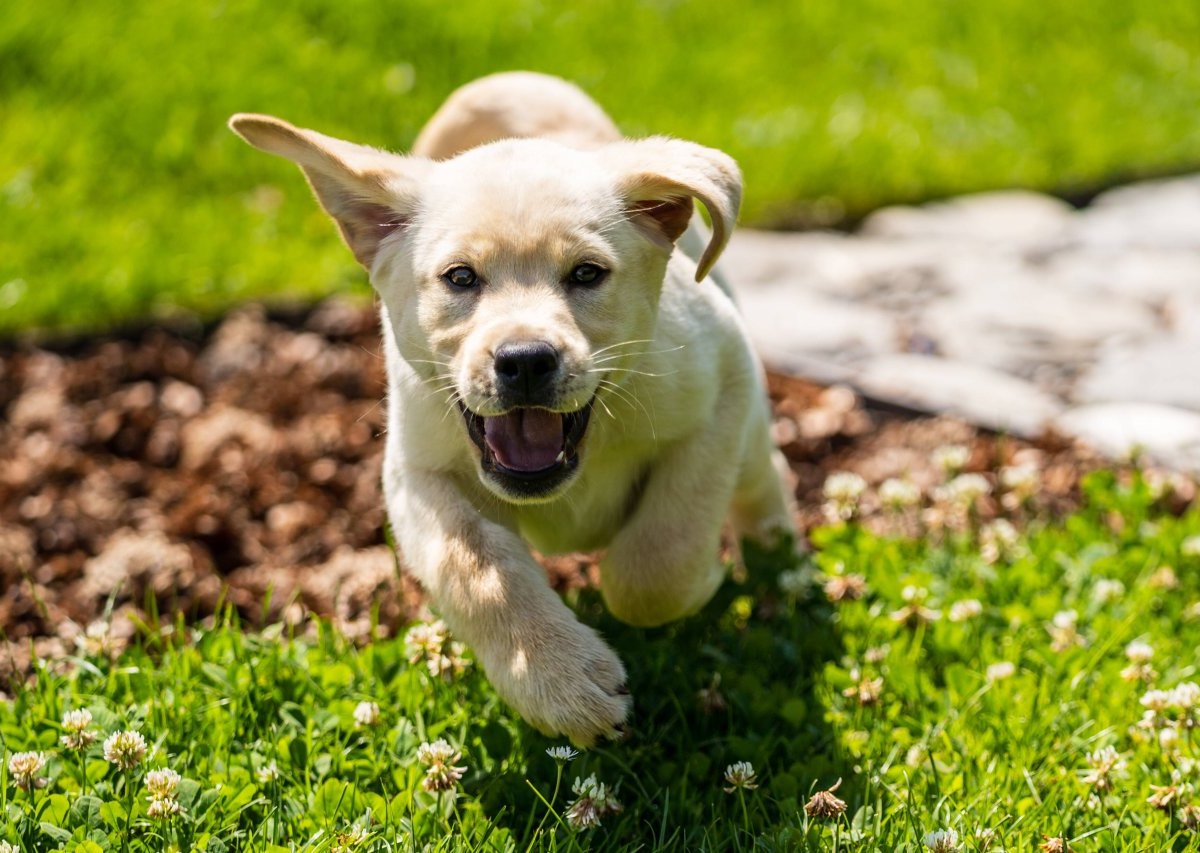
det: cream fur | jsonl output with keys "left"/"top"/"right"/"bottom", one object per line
{"left": 229, "top": 71, "right": 796, "bottom": 746}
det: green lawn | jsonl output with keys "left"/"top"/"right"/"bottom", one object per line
{"left": 2, "top": 0, "right": 1200, "bottom": 334}
{"left": 3, "top": 469, "right": 1199, "bottom": 850}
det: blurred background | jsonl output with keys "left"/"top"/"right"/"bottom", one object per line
{"left": 3, "top": 0, "right": 1199, "bottom": 334}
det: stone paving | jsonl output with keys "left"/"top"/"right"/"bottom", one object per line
{"left": 725, "top": 175, "right": 1200, "bottom": 471}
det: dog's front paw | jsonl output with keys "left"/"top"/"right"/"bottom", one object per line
{"left": 486, "top": 621, "right": 631, "bottom": 748}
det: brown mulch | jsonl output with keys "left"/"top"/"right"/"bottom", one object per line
{"left": 0, "top": 300, "right": 1108, "bottom": 674}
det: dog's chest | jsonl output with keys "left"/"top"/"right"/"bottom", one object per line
{"left": 514, "top": 446, "right": 651, "bottom": 554}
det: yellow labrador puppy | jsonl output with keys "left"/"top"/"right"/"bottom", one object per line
{"left": 229, "top": 72, "right": 795, "bottom": 745}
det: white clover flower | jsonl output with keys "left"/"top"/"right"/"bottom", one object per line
{"left": 1159, "top": 728, "right": 1180, "bottom": 750}
{"left": 905, "top": 744, "right": 928, "bottom": 768}
{"left": 145, "top": 768, "right": 181, "bottom": 800}
{"left": 1149, "top": 566, "right": 1180, "bottom": 589}
{"left": 404, "top": 620, "right": 450, "bottom": 663}
{"left": 879, "top": 477, "right": 921, "bottom": 510}
{"left": 1181, "top": 536, "right": 1200, "bottom": 557}
{"left": 932, "top": 445, "right": 970, "bottom": 476}
{"left": 1091, "top": 579, "right": 1125, "bottom": 604}
{"left": 256, "top": 761, "right": 280, "bottom": 784}
{"left": 565, "top": 774, "right": 622, "bottom": 830}
{"left": 723, "top": 761, "right": 758, "bottom": 792}
{"left": 405, "top": 621, "right": 472, "bottom": 680}
{"left": 1048, "top": 610, "right": 1085, "bottom": 652}
{"left": 944, "top": 473, "right": 991, "bottom": 506}
{"left": 416, "top": 739, "right": 466, "bottom": 792}
{"left": 146, "top": 797, "right": 183, "bottom": 819}
{"left": 823, "top": 472, "right": 867, "bottom": 520}
{"left": 1082, "top": 745, "right": 1125, "bottom": 791}
{"left": 546, "top": 746, "right": 580, "bottom": 762}
{"left": 0, "top": 842, "right": 16, "bottom": 853}
{"left": 892, "top": 586, "right": 940, "bottom": 627}
{"left": 103, "top": 730, "right": 147, "bottom": 770}
{"left": 353, "top": 701, "right": 381, "bottom": 728}
{"left": 62, "top": 708, "right": 93, "bottom": 732}
{"left": 426, "top": 641, "right": 471, "bottom": 680}
{"left": 1141, "top": 689, "right": 1173, "bottom": 713}
{"left": 77, "top": 620, "right": 119, "bottom": 657}
{"left": 823, "top": 573, "right": 867, "bottom": 603}
{"left": 842, "top": 674, "right": 884, "bottom": 706}
{"left": 980, "top": 518, "right": 1021, "bottom": 564}
{"left": 824, "top": 472, "right": 866, "bottom": 502}
{"left": 1052, "top": 610, "right": 1077, "bottom": 629}
{"left": 948, "top": 599, "right": 983, "bottom": 622}
{"left": 987, "top": 661, "right": 1016, "bottom": 681}
{"left": 61, "top": 708, "right": 97, "bottom": 750}
{"left": 7, "top": 751, "right": 47, "bottom": 791}
{"left": 1171, "top": 681, "right": 1200, "bottom": 709}
{"left": 1147, "top": 770, "right": 1192, "bottom": 810}
{"left": 1000, "top": 463, "right": 1039, "bottom": 497}
{"left": 1125, "top": 641, "right": 1154, "bottom": 663}
{"left": 864, "top": 644, "right": 890, "bottom": 664}
{"left": 1120, "top": 640, "right": 1158, "bottom": 682}
{"left": 923, "top": 828, "right": 961, "bottom": 852}
{"left": 975, "top": 827, "right": 998, "bottom": 850}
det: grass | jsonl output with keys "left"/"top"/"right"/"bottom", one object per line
{"left": 3, "top": 468, "right": 1200, "bottom": 850}
{"left": 3, "top": 0, "right": 1200, "bottom": 334}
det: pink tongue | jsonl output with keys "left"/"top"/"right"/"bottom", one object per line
{"left": 483, "top": 409, "right": 564, "bottom": 472}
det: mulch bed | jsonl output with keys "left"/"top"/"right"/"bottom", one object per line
{"left": 1, "top": 300, "right": 1109, "bottom": 677}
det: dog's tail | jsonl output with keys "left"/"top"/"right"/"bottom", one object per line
{"left": 412, "top": 71, "right": 622, "bottom": 160}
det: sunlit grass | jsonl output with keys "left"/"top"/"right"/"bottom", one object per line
{"left": 3, "top": 469, "right": 1199, "bottom": 850}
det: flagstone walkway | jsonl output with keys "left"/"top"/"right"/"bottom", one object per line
{"left": 727, "top": 175, "right": 1200, "bottom": 470}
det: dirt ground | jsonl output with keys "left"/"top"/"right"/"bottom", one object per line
{"left": 0, "top": 300, "right": 1111, "bottom": 676}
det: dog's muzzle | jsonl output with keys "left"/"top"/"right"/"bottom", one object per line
{"left": 460, "top": 401, "right": 594, "bottom": 499}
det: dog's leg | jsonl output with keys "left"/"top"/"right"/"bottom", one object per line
{"left": 386, "top": 465, "right": 630, "bottom": 746}
{"left": 598, "top": 383, "right": 761, "bottom": 627}
{"left": 730, "top": 399, "right": 797, "bottom": 547}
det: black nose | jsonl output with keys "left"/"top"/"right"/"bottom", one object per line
{"left": 494, "top": 341, "right": 560, "bottom": 401}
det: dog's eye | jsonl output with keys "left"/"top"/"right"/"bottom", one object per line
{"left": 442, "top": 266, "right": 479, "bottom": 289}
{"left": 568, "top": 263, "right": 606, "bottom": 286}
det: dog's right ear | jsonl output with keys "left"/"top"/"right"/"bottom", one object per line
{"left": 601, "top": 137, "right": 742, "bottom": 283}
{"left": 228, "top": 114, "right": 429, "bottom": 269}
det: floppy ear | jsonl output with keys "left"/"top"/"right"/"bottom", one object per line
{"left": 228, "top": 114, "right": 430, "bottom": 269}
{"left": 603, "top": 137, "right": 741, "bottom": 282}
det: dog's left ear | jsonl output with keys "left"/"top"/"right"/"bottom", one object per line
{"left": 603, "top": 137, "right": 742, "bottom": 282}
{"left": 228, "top": 114, "right": 430, "bottom": 269}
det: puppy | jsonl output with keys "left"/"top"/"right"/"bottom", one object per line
{"left": 230, "top": 72, "right": 796, "bottom": 745}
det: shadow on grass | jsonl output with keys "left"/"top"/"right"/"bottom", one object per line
{"left": 478, "top": 539, "right": 851, "bottom": 850}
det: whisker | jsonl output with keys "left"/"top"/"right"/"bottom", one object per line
{"left": 440, "top": 391, "right": 465, "bottom": 425}
{"left": 585, "top": 367, "right": 677, "bottom": 378}
{"left": 598, "top": 378, "right": 657, "bottom": 444}
{"left": 591, "top": 344, "right": 686, "bottom": 364}
{"left": 589, "top": 338, "right": 657, "bottom": 358}
{"left": 423, "top": 382, "right": 461, "bottom": 401}
{"left": 354, "top": 397, "right": 386, "bottom": 425}
{"left": 406, "top": 357, "right": 456, "bottom": 369}
{"left": 593, "top": 393, "right": 616, "bottom": 422}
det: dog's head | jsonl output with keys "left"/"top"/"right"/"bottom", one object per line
{"left": 229, "top": 115, "right": 739, "bottom": 503}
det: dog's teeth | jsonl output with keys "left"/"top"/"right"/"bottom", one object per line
{"left": 555, "top": 451, "right": 565, "bottom": 463}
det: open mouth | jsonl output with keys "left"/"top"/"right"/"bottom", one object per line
{"left": 460, "top": 400, "right": 594, "bottom": 493}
